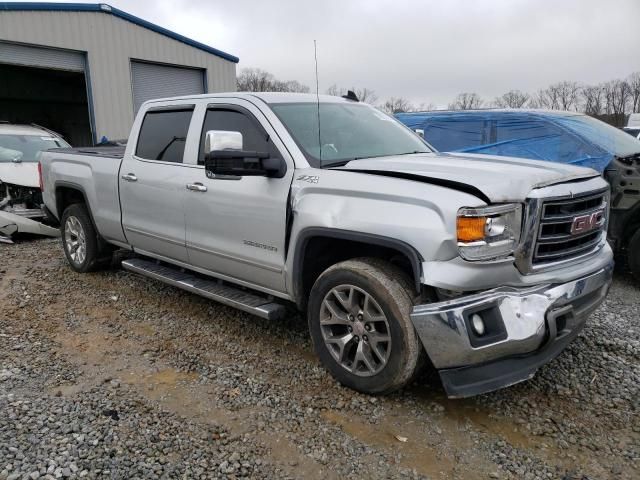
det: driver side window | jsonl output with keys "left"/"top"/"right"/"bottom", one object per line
{"left": 198, "top": 109, "right": 271, "bottom": 165}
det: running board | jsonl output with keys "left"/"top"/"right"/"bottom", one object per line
{"left": 121, "top": 258, "right": 287, "bottom": 320}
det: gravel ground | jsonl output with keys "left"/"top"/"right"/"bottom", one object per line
{"left": 1, "top": 238, "right": 638, "bottom": 479}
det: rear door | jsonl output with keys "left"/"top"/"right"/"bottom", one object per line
{"left": 119, "top": 105, "right": 195, "bottom": 263}
{"left": 182, "top": 99, "right": 294, "bottom": 293}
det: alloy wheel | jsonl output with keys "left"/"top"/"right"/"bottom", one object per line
{"left": 320, "top": 284, "right": 392, "bottom": 377}
{"left": 64, "top": 215, "right": 87, "bottom": 265}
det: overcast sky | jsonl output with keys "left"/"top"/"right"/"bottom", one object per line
{"left": 27, "top": 0, "right": 640, "bottom": 107}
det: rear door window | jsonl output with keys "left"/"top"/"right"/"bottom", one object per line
{"left": 135, "top": 108, "right": 193, "bottom": 163}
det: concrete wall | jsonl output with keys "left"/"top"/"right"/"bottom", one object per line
{"left": 0, "top": 10, "right": 237, "bottom": 140}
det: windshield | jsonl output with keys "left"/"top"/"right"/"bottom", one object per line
{"left": 623, "top": 128, "right": 640, "bottom": 138}
{"left": 554, "top": 114, "right": 640, "bottom": 157}
{"left": 271, "top": 102, "right": 432, "bottom": 167}
{"left": 0, "top": 134, "right": 69, "bottom": 163}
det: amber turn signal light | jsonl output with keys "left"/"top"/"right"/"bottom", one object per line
{"left": 457, "top": 216, "right": 486, "bottom": 242}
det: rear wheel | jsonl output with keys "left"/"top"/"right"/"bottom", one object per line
{"left": 61, "top": 203, "right": 105, "bottom": 273}
{"left": 308, "top": 258, "right": 424, "bottom": 394}
{"left": 628, "top": 229, "right": 640, "bottom": 282}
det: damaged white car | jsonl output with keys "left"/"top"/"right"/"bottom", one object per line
{"left": 0, "top": 123, "right": 69, "bottom": 243}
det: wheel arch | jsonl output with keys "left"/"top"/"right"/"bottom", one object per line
{"left": 55, "top": 181, "right": 100, "bottom": 236}
{"left": 290, "top": 227, "right": 424, "bottom": 309}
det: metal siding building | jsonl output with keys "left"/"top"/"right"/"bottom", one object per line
{"left": 0, "top": 3, "right": 238, "bottom": 145}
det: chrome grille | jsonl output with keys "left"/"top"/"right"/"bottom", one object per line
{"left": 532, "top": 190, "right": 608, "bottom": 265}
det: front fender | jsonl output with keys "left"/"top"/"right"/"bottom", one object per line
{"left": 284, "top": 168, "right": 483, "bottom": 302}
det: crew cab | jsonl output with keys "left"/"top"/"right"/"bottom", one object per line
{"left": 40, "top": 93, "right": 614, "bottom": 398}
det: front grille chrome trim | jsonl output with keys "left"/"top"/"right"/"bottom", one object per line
{"left": 537, "top": 229, "right": 602, "bottom": 245}
{"left": 513, "top": 177, "right": 610, "bottom": 275}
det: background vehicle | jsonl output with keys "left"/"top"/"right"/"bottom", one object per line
{"left": 623, "top": 127, "right": 640, "bottom": 139}
{"left": 623, "top": 113, "right": 640, "bottom": 139}
{"left": 397, "top": 109, "right": 640, "bottom": 280}
{"left": 40, "top": 93, "right": 613, "bottom": 398}
{"left": 0, "top": 122, "right": 68, "bottom": 242}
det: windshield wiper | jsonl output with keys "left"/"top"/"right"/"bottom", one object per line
{"left": 322, "top": 160, "right": 351, "bottom": 168}
{"left": 394, "top": 150, "right": 428, "bottom": 156}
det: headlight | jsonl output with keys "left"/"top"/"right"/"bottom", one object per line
{"left": 457, "top": 204, "right": 522, "bottom": 260}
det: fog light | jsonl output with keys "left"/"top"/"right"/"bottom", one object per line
{"left": 471, "top": 314, "right": 485, "bottom": 336}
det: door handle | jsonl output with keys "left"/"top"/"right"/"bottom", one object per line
{"left": 121, "top": 173, "right": 138, "bottom": 182}
{"left": 186, "top": 182, "right": 208, "bottom": 192}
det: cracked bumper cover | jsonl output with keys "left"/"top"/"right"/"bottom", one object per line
{"left": 410, "top": 261, "right": 614, "bottom": 398}
{"left": 0, "top": 210, "right": 60, "bottom": 242}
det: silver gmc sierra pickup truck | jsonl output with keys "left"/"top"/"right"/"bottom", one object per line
{"left": 40, "top": 92, "right": 614, "bottom": 398}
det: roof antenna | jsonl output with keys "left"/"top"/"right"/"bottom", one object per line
{"left": 342, "top": 90, "right": 359, "bottom": 102}
{"left": 314, "top": 40, "right": 322, "bottom": 161}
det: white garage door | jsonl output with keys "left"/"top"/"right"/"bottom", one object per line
{"left": 131, "top": 61, "right": 205, "bottom": 113}
{"left": 0, "top": 41, "right": 85, "bottom": 71}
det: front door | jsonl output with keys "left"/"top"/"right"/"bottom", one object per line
{"left": 120, "top": 106, "right": 194, "bottom": 263}
{"left": 183, "top": 100, "right": 294, "bottom": 293}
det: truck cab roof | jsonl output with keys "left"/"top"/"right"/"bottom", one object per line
{"left": 141, "top": 91, "right": 359, "bottom": 108}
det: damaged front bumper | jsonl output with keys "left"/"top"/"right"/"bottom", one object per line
{"left": 410, "top": 261, "right": 613, "bottom": 398}
{"left": 0, "top": 210, "right": 60, "bottom": 243}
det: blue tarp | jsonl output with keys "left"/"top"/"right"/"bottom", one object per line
{"left": 396, "top": 110, "right": 640, "bottom": 173}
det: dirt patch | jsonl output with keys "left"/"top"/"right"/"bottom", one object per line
{"left": 1, "top": 239, "right": 638, "bottom": 479}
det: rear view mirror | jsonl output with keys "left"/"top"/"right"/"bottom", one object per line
{"left": 415, "top": 129, "right": 425, "bottom": 139}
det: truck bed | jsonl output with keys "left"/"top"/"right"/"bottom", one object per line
{"left": 40, "top": 146, "right": 127, "bottom": 245}
{"left": 51, "top": 146, "right": 126, "bottom": 159}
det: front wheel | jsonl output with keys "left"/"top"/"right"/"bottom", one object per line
{"left": 308, "top": 258, "right": 424, "bottom": 395}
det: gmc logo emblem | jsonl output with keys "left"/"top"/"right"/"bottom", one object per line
{"left": 570, "top": 210, "right": 604, "bottom": 235}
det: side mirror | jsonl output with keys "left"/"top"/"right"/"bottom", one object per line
{"left": 203, "top": 130, "right": 286, "bottom": 178}
{"left": 205, "top": 130, "right": 243, "bottom": 153}
{"left": 414, "top": 128, "right": 425, "bottom": 139}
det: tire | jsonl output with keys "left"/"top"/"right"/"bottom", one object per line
{"left": 628, "top": 229, "right": 640, "bottom": 282}
{"left": 308, "top": 258, "right": 424, "bottom": 395}
{"left": 61, "top": 203, "right": 104, "bottom": 273}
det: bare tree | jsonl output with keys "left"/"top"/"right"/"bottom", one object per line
{"left": 532, "top": 88, "right": 556, "bottom": 109}
{"left": 416, "top": 102, "right": 436, "bottom": 111}
{"left": 325, "top": 84, "right": 342, "bottom": 96}
{"left": 494, "top": 90, "right": 529, "bottom": 108}
{"left": 380, "top": 97, "right": 415, "bottom": 114}
{"left": 355, "top": 88, "right": 378, "bottom": 104}
{"left": 237, "top": 68, "right": 309, "bottom": 93}
{"left": 534, "top": 81, "right": 581, "bottom": 111}
{"left": 582, "top": 84, "right": 605, "bottom": 116}
{"left": 628, "top": 72, "right": 640, "bottom": 113}
{"left": 448, "top": 92, "right": 483, "bottom": 110}
{"left": 237, "top": 68, "right": 275, "bottom": 92}
{"left": 325, "top": 85, "right": 378, "bottom": 104}
{"left": 603, "top": 79, "right": 631, "bottom": 125}
{"left": 279, "top": 80, "right": 310, "bottom": 93}
{"left": 556, "top": 81, "right": 581, "bottom": 110}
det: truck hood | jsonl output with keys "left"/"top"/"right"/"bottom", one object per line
{"left": 337, "top": 152, "right": 599, "bottom": 203}
{"left": 0, "top": 162, "right": 40, "bottom": 188}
